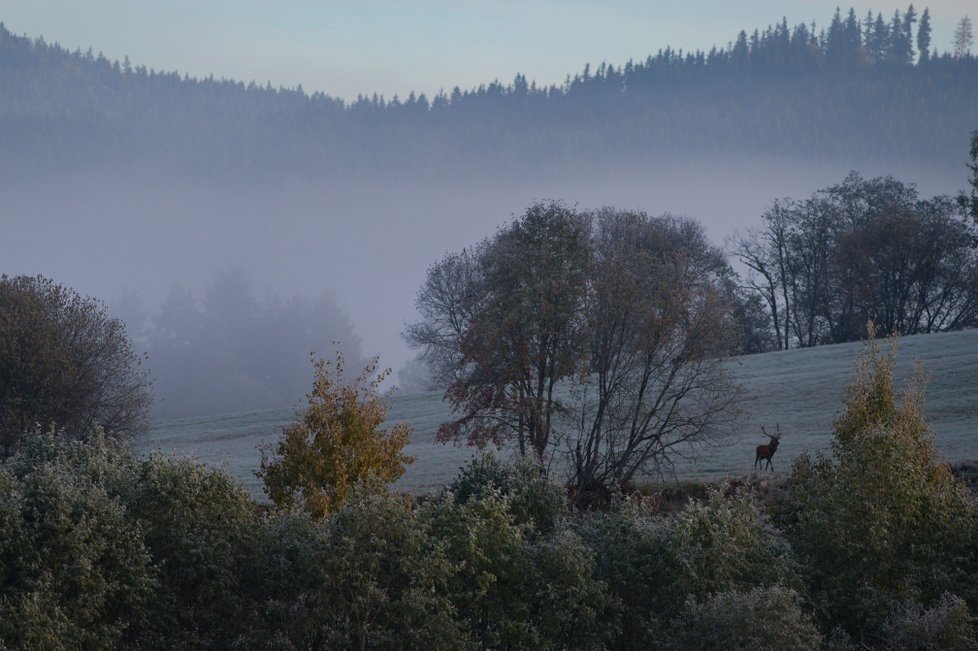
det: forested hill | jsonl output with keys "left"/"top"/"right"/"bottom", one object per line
{"left": 2, "top": 7, "right": 977, "bottom": 180}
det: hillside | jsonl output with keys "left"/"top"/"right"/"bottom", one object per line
{"left": 2, "top": 10, "right": 977, "bottom": 179}
{"left": 134, "top": 329, "right": 978, "bottom": 497}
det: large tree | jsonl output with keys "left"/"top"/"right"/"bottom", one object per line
{"left": 0, "top": 275, "right": 151, "bottom": 455}
{"left": 565, "top": 211, "right": 742, "bottom": 501}
{"left": 408, "top": 204, "right": 742, "bottom": 496}
{"left": 407, "top": 202, "right": 592, "bottom": 461}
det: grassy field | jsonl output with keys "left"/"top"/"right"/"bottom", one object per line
{"left": 133, "top": 329, "right": 978, "bottom": 498}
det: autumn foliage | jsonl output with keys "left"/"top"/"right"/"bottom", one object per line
{"left": 257, "top": 351, "right": 413, "bottom": 519}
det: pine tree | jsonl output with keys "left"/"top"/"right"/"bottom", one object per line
{"left": 844, "top": 9, "right": 862, "bottom": 63}
{"left": 888, "top": 9, "right": 911, "bottom": 63}
{"left": 903, "top": 5, "right": 918, "bottom": 61}
{"left": 826, "top": 8, "right": 848, "bottom": 66}
{"left": 870, "top": 12, "right": 890, "bottom": 61}
{"left": 916, "top": 8, "right": 932, "bottom": 62}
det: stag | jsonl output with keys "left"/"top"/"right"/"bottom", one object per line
{"left": 754, "top": 424, "right": 781, "bottom": 471}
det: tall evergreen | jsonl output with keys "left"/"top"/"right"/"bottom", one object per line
{"left": 844, "top": 8, "right": 863, "bottom": 64}
{"left": 917, "top": 7, "right": 932, "bottom": 61}
{"left": 869, "top": 13, "right": 890, "bottom": 61}
{"left": 903, "top": 4, "right": 918, "bottom": 61}
{"left": 888, "top": 9, "right": 912, "bottom": 64}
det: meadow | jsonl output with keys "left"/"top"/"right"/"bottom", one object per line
{"left": 134, "top": 329, "right": 978, "bottom": 498}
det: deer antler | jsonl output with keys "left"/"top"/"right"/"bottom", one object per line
{"left": 761, "top": 425, "right": 768, "bottom": 436}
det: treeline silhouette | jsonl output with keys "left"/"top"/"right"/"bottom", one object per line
{"left": 115, "top": 271, "right": 363, "bottom": 419}
{"left": 1, "top": 6, "right": 976, "bottom": 178}
{"left": 733, "top": 172, "right": 978, "bottom": 350}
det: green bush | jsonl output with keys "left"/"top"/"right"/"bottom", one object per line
{"left": 880, "top": 593, "right": 978, "bottom": 651}
{"left": 449, "top": 452, "right": 567, "bottom": 535}
{"left": 121, "top": 451, "right": 261, "bottom": 648}
{"left": 774, "top": 334, "right": 977, "bottom": 639}
{"left": 242, "top": 489, "right": 467, "bottom": 650}
{"left": 670, "top": 585, "right": 823, "bottom": 651}
{"left": 0, "top": 433, "right": 156, "bottom": 649}
{"left": 424, "top": 489, "right": 613, "bottom": 650}
{"left": 582, "top": 486, "right": 799, "bottom": 648}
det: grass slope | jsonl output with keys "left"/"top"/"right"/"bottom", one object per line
{"left": 134, "top": 329, "right": 978, "bottom": 497}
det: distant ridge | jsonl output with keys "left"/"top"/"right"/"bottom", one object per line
{"left": 2, "top": 7, "right": 977, "bottom": 179}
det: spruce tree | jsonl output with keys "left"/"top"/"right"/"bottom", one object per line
{"left": 917, "top": 7, "right": 932, "bottom": 62}
{"left": 903, "top": 5, "right": 918, "bottom": 61}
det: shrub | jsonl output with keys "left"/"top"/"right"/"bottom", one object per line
{"left": 424, "top": 489, "right": 614, "bottom": 650}
{"left": 582, "top": 486, "right": 799, "bottom": 647}
{"left": 257, "top": 351, "right": 413, "bottom": 518}
{"left": 243, "top": 490, "right": 468, "bottom": 650}
{"left": 880, "top": 593, "right": 977, "bottom": 651}
{"left": 0, "top": 275, "right": 151, "bottom": 456}
{"left": 237, "top": 514, "right": 329, "bottom": 650}
{"left": 670, "top": 585, "right": 823, "bottom": 651}
{"left": 774, "top": 331, "right": 978, "bottom": 639}
{"left": 449, "top": 452, "right": 567, "bottom": 535}
{"left": 121, "top": 452, "right": 260, "bottom": 648}
{"left": 0, "top": 432, "right": 156, "bottom": 648}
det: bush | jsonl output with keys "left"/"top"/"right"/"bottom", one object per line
{"left": 670, "top": 585, "right": 823, "bottom": 651}
{"left": 774, "top": 331, "right": 978, "bottom": 639}
{"left": 257, "top": 351, "right": 413, "bottom": 518}
{"left": 424, "top": 489, "right": 614, "bottom": 650}
{"left": 582, "top": 486, "right": 799, "bottom": 647}
{"left": 0, "top": 430, "right": 269, "bottom": 649}
{"left": 880, "top": 592, "right": 978, "bottom": 651}
{"left": 121, "top": 452, "right": 260, "bottom": 648}
{"left": 0, "top": 275, "right": 151, "bottom": 456}
{"left": 0, "top": 432, "right": 156, "bottom": 648}
{"left": 238, "top": 513, "right": 330, "bottom": 650}
{"left": 449, "top": 452, "right": 567, "bottom": 535}
{"left": 243, "top": 490, "right": 468, "bottom": 650}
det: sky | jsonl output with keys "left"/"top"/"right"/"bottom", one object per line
{"left": 1, "top": 0, "right": 973, "bottom": 101}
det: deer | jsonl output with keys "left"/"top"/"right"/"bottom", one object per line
{"left": 754, "top": 424, "right": 782, "bottom": 471}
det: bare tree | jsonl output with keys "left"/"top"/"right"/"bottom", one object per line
{"left": 404, "top": 244, "right": 487, "bottom": 388}
{"left": 565, "top": 211, "right": 742, "bottom": 502}
{"left": 953, "top": 16, "right": 974, "bottom": 58}
{"left": 731, "top": 202, "right": 795, "bottom": 351}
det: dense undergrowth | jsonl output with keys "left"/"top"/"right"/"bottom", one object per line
{"left": 1, "top": 339, "right": 976, "bottom": 650}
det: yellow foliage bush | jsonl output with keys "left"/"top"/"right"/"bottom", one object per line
{"left": 257, "top": 351, "right": 413, "bottom": 519}
{"left": 775, "top": 324, "right": 977, "bottom": 639}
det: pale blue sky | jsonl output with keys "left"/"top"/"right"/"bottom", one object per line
{"left": 1, "top": 1, "right": 972, "bottom": 99}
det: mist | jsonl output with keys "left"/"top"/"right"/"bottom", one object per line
{"left": 2, "top": 13, "right": 975, "bottom": 418}
{"left": 4, "top": 156, "right": 963, "bottom": 393}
